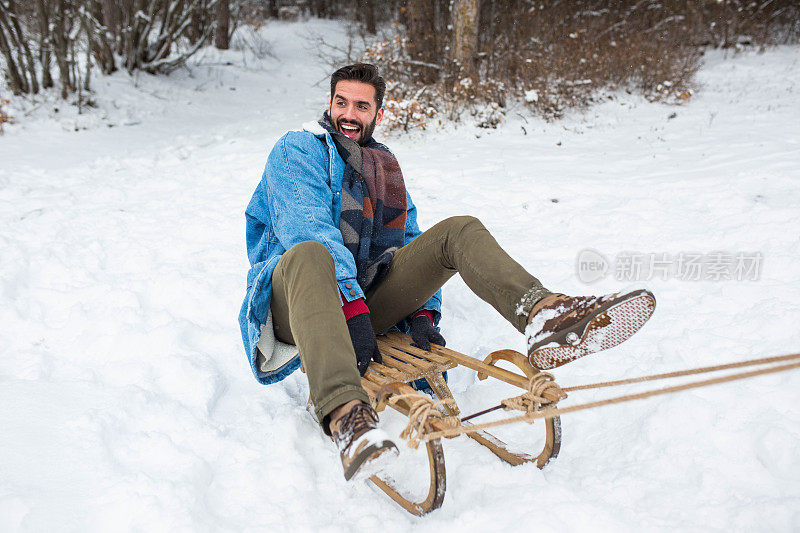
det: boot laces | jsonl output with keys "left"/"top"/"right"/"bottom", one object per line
{"left": 336, "top": 403, "right": 378, "bottom": 448}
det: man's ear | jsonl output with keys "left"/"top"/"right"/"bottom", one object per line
{"left": 375, "top": 107, "right": 384, "bottom": 126}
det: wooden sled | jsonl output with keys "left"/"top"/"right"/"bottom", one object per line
{"left": 361, "top": 331, "right": 563, "bottom": 516}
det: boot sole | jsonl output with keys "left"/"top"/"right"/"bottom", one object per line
{"left": 344, "top": 440, "right": 399, "bottom": 481}
{"left": 529, "top": 289, "right": 656, "bottom": 370}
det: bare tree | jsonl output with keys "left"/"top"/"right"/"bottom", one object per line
{"left": 0, "top": 0, "right": 39, "bottom": 94}
{"left": 0, "top": 23, "right": 26, "bottom": 94}
{"left": 312, "top": 0, "right": 329, "bottom": 18}
{"left": 117, "top": 0, "right": 219, "bottom": 73}
{"left": 0, "top": 0, "right": 237, "bottom": 100}
{"left": 100, "top": 0, "right": 118, "bottom": 41}
{"left": 215, "top": 0, "right": 230, "bottom": 49}
{"left": 360, "top": 0, "right": 376, "bottom": 34}
{"left": 404, "top": 0, "right": 440, "bottom": 81}
{"left": 51, "top": 0, "right": 78, "bottom": 98}
{"left": 451, "top": 0, "right": 478, "bottom": 76}
{"left": 270, "top": 0, "right": 279, "bottom": 18}
{"left": 35, "top": 0, "right": 53, "bottom": 88}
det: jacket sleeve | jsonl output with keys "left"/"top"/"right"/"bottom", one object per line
{"left": 265, "top": 131, "right": 363, "bottom": 301}
{"left": 404, "top": 190, "right": 443, "bottom": 322}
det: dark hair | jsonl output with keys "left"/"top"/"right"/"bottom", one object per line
{"left": 330, "top": 63, "right": 386, "bottom": 109}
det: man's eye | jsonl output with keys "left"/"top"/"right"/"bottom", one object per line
{"left": 358, "top": 105, "right": 368, "bottom": 110}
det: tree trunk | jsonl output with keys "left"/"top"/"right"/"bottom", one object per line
{"left": 451, "top": 0, "right": 479, "bottom": 76}
{"left": 215, "top": 0, "right": 230, "bottom": 49}
{"left": 52, "top": 0, "right": 73, "bottom": 98}
{"left": 101, "top": 0, "right": 119, "bottom": 40}
{"left": 405, "top": 0, "right": 437, "bottom": 64}
{"left": 313, "top": 0, "right": 329, "bottom": 19}
{"left": 268, "top": 0, "right": 279, "bottom": 19}
{"left": 35, "top": 0, "right": 53, "bottom": 88}
{"left": 0, "top": 2, "right": 37, "bottom": 94}
{"left": 5, "top": 0, "right": 39, "bottom": 94}
{"left": 88, "top": 13, "right": 118, "bottom": 76}
{"left": 83, "top": 13, "right": 92, "bottom": 91}
{"left": 361, "top": 0, "right": 376, "bottom": 34}
{"left": 0, "top": 22, "right": 26, "bottom": 94}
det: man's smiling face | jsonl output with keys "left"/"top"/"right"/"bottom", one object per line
{"left": 328, "top": 80, "right": 384, "bottom": 145}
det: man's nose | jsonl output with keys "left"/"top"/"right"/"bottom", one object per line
{"left": 341, "top": 104, "right": 359, "bottom": 121}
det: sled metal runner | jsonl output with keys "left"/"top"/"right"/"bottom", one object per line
{"left": 361, "top": 331, "right": 563, "bottom": 516}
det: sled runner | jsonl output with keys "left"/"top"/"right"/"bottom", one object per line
{"left": 361, "top": 331, "right": 565, "bottom": 516}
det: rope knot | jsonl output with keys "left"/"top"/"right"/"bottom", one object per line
{"left": 388, "top": 393, "right": 460, "bottom": 449}
{"left": 501, "top": 371, "right": 567, "bottom": 416}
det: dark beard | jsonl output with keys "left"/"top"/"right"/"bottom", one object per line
{"left": 334, "top": 115, "right": 377, "bottom": 146}
{"left": 357, "top": 115, "right": 377, "bottom": 146}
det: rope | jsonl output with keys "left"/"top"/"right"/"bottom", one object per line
{"left": 387, "top": 393, "right": 459, "bottom": 449}
{"left": 387, "top": 353, "right": 800, "bottom": 447}
{"left": 501, "top": 371, "right": 567, "bottom": 414}
{"left": 562, "top": 352, "right": 800, "bottom": 392}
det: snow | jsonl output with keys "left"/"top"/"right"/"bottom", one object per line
{"left": 2, "top": 18, "right": 800, "bottom": 532}
{"left": 524, "top": 89, "right": 539, "bottom": 103}
{"left": 526, "top": 305, "right": 564, "bottom": 346}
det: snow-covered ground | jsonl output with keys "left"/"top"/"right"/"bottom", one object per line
{"left": 1, "top": 19, "right": 799, "bottom": 532}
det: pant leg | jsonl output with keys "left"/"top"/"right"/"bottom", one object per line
{"left": 366, "top": 215, "right": 552, "bottom": 334}
{"left": 270, "top": 240, "right": 369, "bottom": 433}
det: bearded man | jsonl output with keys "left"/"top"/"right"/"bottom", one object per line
{"left": 239, "top": 63, "right": 656, "bottom": 480}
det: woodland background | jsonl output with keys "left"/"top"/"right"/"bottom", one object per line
{"left": 1, "top": 0, "right": 799, "bottom": 130}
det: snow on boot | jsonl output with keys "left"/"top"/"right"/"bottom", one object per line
{"left": 332, "top": 402, "right": 399, "bottom": 481}
{"left": 526, "top": 288, "right": 656, "bottom": 370}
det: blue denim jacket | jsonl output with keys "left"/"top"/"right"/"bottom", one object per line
{"left": 239, "top": 122, "right": 442, "bottom": 384}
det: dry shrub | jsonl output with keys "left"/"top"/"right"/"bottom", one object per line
{"left": 0, "top": 96, "right": 13, "bottom": 134}
{"left": 509, "top": 2, "right": 704, "bottom": 118}
{"left": 362, "top": 34, "right": 433, "bottom": 131}
{"left": 362, "top": 33, "right": 507, "bottom": 130}
{"left": 366, "top": 0, "right": 799, "bottom": 128}
{"left": 231, "top": 26, "right": 275, "bottom": 60}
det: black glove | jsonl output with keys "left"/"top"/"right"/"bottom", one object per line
{"left": 410, "top": 314, "right": 446, "bottom": 351}
{"left": 346, "top": 313, "right": 382, "bottom": 375}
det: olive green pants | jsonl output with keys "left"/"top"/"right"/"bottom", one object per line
{"left": 270, "top": 215, "right": 551, "bottom": 431}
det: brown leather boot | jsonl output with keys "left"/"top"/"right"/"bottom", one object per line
{"left": 526, "top": 288, "right": 656, "bottom": 369}
{"left": 331, "top": 402, "right": 398, "bottom": 481}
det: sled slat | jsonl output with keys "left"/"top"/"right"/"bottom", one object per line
{"left": 377, "top": 336, "right": 452, "bottom": 366}
{"left": 380, "top": 352, "right": 433, "bottom": 375}
{"left": 368, "top": 360, "right": 410, "bottom": 382}
{"left": 363, "top": 370, "right": 393, "bottom": 387}
{"left": 380, "top": 344, "right": 450, "bottom": 374}
{"left": 382, "top": 333, "right": 530, "bottom": 390}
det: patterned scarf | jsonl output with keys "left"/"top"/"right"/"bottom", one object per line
{"left": 319, "top": 113, "right": 407, "bottom": 293}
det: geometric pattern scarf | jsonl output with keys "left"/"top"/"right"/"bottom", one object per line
{"left": 319, "top": 114, "right": 407, "bottom": 293}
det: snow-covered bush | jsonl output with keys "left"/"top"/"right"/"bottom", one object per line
{"left": 381, "top": 94, "right": 437, "bottom": 131}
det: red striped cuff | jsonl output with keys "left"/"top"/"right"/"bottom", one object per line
{"left": 412, "top": 309, "right": 434, "bottom": 323}
{"left": 341, "top": 291, "right": 369, "bottom": 320}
